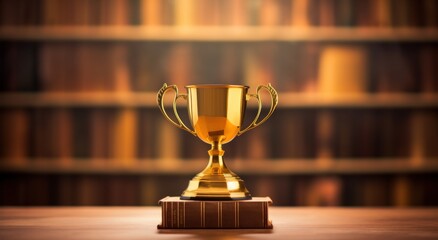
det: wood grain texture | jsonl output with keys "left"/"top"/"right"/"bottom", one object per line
{"left": 0, "top": 207, "right": 437, "bottom": 240}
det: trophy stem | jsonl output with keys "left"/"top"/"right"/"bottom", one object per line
{"left": 206, "top": 141, "right": 227, "bottom": 175}
{"left": 180, "top": 141, "right": 252, "bottom": 200}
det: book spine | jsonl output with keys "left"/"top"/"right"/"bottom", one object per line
{"left": 53, "top": 109, "right": 72, "bottom": 162}
{"left": 291, "top": 0, "right": 310, "bottom": 26}
{"left": 112, "top": 108, "right": 138, "bottom": 164}
{"left": 90, "top": 109, "right": 109, "bottom": 160}
{"left": 318, "top": 45, "right": 369, "bottom": 95}
{"left": 0, "top": 109, "right": 29, "bottom": 163}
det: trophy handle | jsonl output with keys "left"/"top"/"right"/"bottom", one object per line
{"left": 238, "top": 83, "right": 278, "bottom": 136}
{"left": 157, "top": 83, "right": 197, "bottom": 136}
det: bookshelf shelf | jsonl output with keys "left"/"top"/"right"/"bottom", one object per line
{"left": 1, "top": 159, "right": 437, "bottom": 175}
{"left": 279, "top": 93, "right": 438, "bottom": 109}
{"left": 1, "top": 93, "right": 438, "bottom": 108}
{"left": 0, "top": 93, "right": 158, "bottom": 108}
{"left": 1, "top": 27, "right": 438, "bottom": 42}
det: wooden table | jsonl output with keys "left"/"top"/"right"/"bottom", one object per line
{"left": 1, "top": 207, "right": 437, "bottom": 240}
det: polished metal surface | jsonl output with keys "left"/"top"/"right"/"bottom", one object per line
{"left": 157, "top": 83, "right": 278, "bottom": 200}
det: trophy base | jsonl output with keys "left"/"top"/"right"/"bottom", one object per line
{"left": 180, "top": 173, "right": 252, "bottom": 201}
{"left": 180, "top": 196, "right": 251, "bottom": 201}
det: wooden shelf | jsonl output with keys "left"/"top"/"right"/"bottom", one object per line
{"left": 279, "top": 93, "right": 438, "bottom": 109}
{"left": 0, "top": 93, "right": 159, "bottom": 108}
{"left": 1, "top": 93, "right": 438, "bottom": 108}
{"left": 1, "top": 26, "right": 438, "bottom": 42}
{"left": 1, "top": 159, "right": 438, "bottom": 175}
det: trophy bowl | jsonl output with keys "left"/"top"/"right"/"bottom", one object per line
{"left": 157, "top": 84, "right": 278, "bottom": 200}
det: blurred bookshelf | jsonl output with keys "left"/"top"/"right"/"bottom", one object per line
{"left": 1, "top": 0, "right": 438, "bottom": 207}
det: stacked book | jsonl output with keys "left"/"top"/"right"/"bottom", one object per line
{"left": 158, "top": 196, "right": 273, "bottom": 229}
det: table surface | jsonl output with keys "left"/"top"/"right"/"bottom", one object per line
{"left": 0, "top": 207, "right": 437, "bottom": 240}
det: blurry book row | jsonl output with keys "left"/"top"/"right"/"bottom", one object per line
{"left": 1, "top": 108, "right": 438, "bottom": 162}
{"left": 0, "top": 173, "right": 437, "bottom": 206}
{"left": 1, "top": 0, "right": 437, "bottom": 27}
{"left": 1, "top": 42, "right": 438, "bottom": 93}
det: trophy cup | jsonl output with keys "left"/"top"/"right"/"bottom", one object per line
{"left": 157, "top": 83, "right": 278, "bottom": 200}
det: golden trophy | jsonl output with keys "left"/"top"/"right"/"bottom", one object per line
{"left": 157, "top": 84, "right": 278, "bottom": 200}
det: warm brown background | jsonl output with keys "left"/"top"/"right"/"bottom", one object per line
{"left": 0, "top": 0, "right": 437, "bottom": 206}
